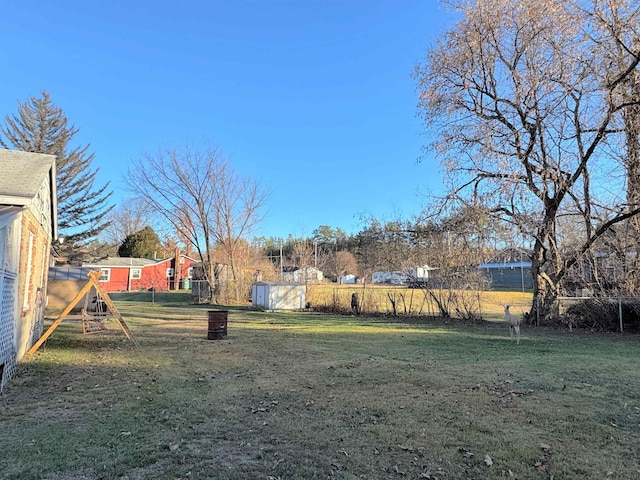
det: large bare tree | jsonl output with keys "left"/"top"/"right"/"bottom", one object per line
{"left": 101, "top": 198, "right": 153, "bottom": 250}
{"left": 126, "top": 145, "right": 268, "bottom": 302}
{"left": 416, "top": 0, "right": 640, "bottom": 320}
{"left": 291, "top": 239, "right": 314, "bottom": 269}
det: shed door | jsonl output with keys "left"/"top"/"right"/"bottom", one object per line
{"left": 256, "top": 285, "right": 266, "bottom": 307}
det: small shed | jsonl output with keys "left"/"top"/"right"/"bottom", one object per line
{"left": 340, "top": 274, "right": 356, "bottom": 284}
{"left": 251, "top": 281, "right": 306, "bottom": 311}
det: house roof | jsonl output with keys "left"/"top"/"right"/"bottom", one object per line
{"left": 84, "top": 257, "right": 165, "bottom": 268}
{"left": 478, "top": 261, "right": 532, "bottom": 269}
{"left": 282, "top": 266, "right": 322, "bottom": 273}
{"left": 483, "top": 247, "right": 532, "bottom": 265}
{"left": 178, "top": 254, "right": 199, "bottom": 262}
{"left": 49, "top": 266, "right": 94, "bottom": 281}
{"left": 0, "top": 149, "right": 58, "bottom": 239}
{"left": 479, "top": 248, "right": 532, "bottom": 269}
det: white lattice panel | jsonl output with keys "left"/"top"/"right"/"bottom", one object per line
{"left": 0, "top": 275, "right": 17, "bottom": 392}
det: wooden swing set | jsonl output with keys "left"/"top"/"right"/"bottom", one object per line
{"left": 28, "top": 270, "right": 140, "bottom": 355}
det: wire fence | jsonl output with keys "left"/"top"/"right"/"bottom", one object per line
{"left": 191, "top": 280, "right": 211, "bottom": 303}
{"left": 557, "top": 296, "right": 640, "bottom": 333}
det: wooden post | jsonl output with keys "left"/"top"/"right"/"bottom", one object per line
{"left": 619, "top": 298, "right": 624, "bottom": 334}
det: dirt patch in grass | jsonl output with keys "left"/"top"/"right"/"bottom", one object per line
{"left": 2, "top": 300, "right": 640, "bottom": 479}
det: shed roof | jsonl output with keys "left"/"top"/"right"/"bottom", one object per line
{"left": 0, "top": 148, "right": 58, "bottom": 239}
{"left": 49, "top": 266, "right": 94, "bottom": 281}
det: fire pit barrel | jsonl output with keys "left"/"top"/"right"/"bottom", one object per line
{"left": 207, "top": 310, "right": 228, "bottom": 339}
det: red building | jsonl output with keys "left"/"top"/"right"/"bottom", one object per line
{"left": 84, "top": 254, "right": 197, "bottom": 292}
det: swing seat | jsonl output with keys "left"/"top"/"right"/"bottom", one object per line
{"left": 81, "top": 308, "right": 108, "bottom": 334}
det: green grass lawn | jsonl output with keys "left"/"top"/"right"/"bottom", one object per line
{"left": 2, "top": 296, "right": 640, "bottom": 479}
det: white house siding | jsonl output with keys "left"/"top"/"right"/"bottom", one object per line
{"left": 282, "top": 267, "right": 324, "bottom": 283}
{"left": 372, "top": 271, "right": 408, "bottom": 285}
{"left": 372, "top": 266, "right": 433, "bottom": 285}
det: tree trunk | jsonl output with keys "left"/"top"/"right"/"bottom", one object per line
{"left": 626, "top": 69, "right": 640, "bottom": 293}
{"left": 204, "top": 261, "right": 220, "bottom": 303}
{"left": 529, "top": 206, "right": 562, "bottom": 323}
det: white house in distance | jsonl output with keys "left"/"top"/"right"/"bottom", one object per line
{"left": 372, "top": 271, "right": 408, "bottom": 285}
{"left": 282, "top": 266, "right": 324, "bottom": 283}
{"left": 372, "top": 265, "right": 434, "bottom": 286}
{"left": 340, "top": 274, "right": 357, "bottom": 284}
{"left": 0, "top": 149, "right": 58, "bottom": 391}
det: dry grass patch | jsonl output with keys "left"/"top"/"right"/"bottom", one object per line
{"left": 1, "top": 297, "right": 639, "bottom": 479}
{"left": 307, "top": 284, "right": 531, "bottom": 320}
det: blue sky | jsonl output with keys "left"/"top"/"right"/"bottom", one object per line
{"left": 0, "top": 0, "right": 455, "bottom": 240}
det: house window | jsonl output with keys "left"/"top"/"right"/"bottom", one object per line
{"left": 187, "top": 267, "right": 194, "bottom": 279}
{"left": 166, "top": 267, "right": 174, "bottom": 278}
{"left": 131, "top": 268, "right": 142, "bottom": 280}
{"left": 98, "top": 268, "right": 110, "bottom": 282}
{"left": 0, "top": 215, "right": 19, "bottom": 278}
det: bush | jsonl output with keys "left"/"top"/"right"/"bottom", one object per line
{"left": 562, "top": 298, "right": 640, "bottom": 333}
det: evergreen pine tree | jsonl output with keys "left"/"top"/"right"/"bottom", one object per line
{"left": 118, "top": 226, "right": 160, "bottom": 258}
{"left": 0, "top": 91, "right": 113, "bottom": 250}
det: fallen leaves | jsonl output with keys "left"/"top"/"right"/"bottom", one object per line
{"left": 414, "top": 466, "right": 447, "bottom": 478}
{"left": 458, "top": 447, "right": 492, "bottom": 467}
{"left": 534, "top": 461, "right": 547, "bottom": 472}
{"left": 393, "top": 464, "right": 406, "bottom": 475}
{"left": 534, "top": 442, "right": 552, "bottom": 473}
{"left": 458, "top": 446, "right": 474, "bottom": 458}
{"left": 251, "top": 399, "right": 278, "bottom": 414}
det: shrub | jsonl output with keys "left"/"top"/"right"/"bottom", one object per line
{"left": 562, "top": 298, "right": 640, "bottom": 333}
